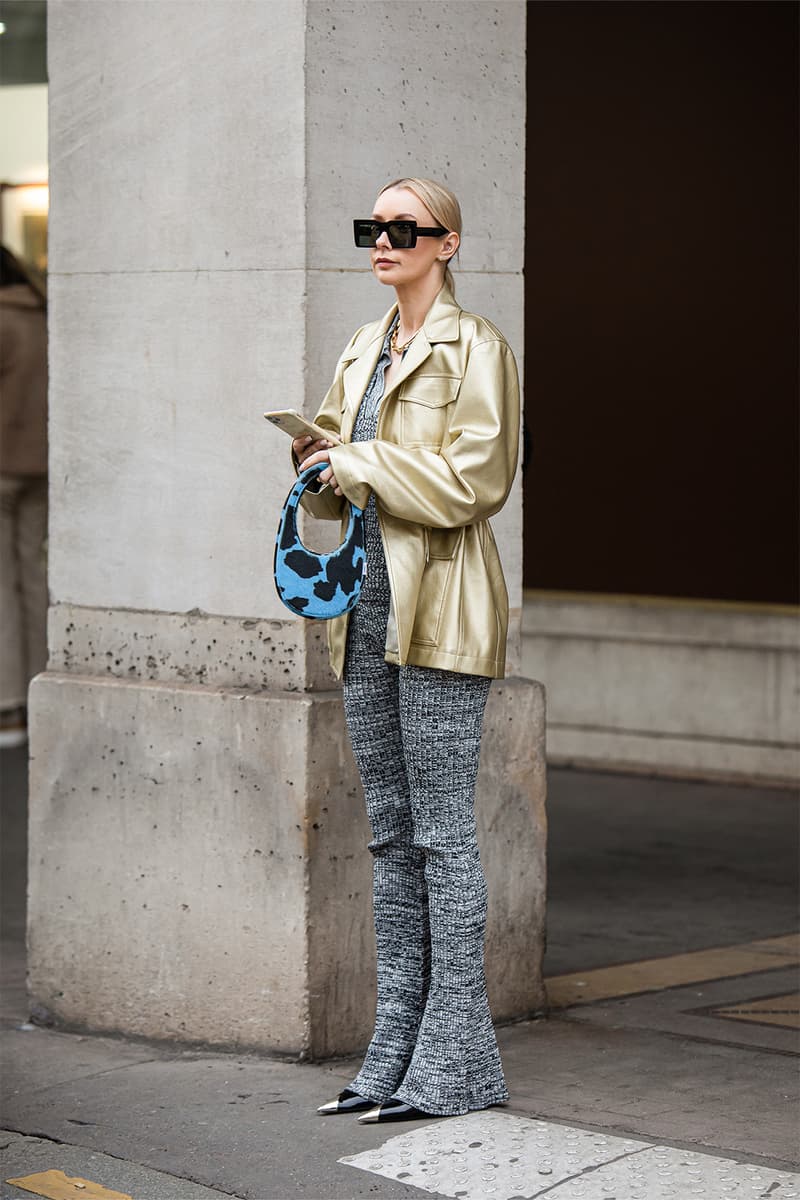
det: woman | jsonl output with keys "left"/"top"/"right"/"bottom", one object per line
{"left": 0, "top": 246, "right": 48, "bottom": 747}
{"left": 295, "top": 177, "right": 520, "bottom": 1123}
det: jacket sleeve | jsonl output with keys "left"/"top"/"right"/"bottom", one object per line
{"left": 328, "top": 337, "right": 520, "bottom": 528}
{"left": 291, "top": 330, "right": 362, "bottom": 522}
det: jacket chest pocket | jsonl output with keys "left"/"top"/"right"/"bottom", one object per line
{"left": 398, "top": 375, "right": 460, "bottom": 447}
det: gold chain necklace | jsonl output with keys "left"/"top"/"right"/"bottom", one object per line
{"left": 390, "top": 325, "right": 420, "bottom": 355}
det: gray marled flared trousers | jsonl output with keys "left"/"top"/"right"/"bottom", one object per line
{"left": 342, "top": 589, "right": 509, "bottom": 1116}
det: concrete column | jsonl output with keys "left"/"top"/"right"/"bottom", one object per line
{"left": 29, "top": 0, "right": 545, "bottom": 1056}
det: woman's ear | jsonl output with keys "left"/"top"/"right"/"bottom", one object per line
{"left": 439, "top": 231, "right": 460, "bottom": 262}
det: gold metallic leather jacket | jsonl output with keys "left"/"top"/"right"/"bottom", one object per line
{"left": 302, "top": 282, "right": 520, "bottom": 679}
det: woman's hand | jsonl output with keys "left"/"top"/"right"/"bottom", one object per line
{"left": 293, "top": 435, "right": 331, "bottom": 466}
{"left": 298, "top": 445, "right": 343, "bottom": 496}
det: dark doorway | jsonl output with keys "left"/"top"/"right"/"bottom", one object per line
{"left": 524, "top": 1, "right": 799, "bottom": 604}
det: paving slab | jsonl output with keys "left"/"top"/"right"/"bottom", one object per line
{"left": 1, "top": 1028, "right": 160, "bottom": 1093}
{"left": 544, "top": 769, "right": 799, "bottom": 974}
{"left": 559, "top": 966, "right": 799, "bottom": 1053}
{"left": 341, "top": 1112, "right": 800, "bottom": 1200}
{"left": 1, "top": 1132, "right": 232, "bottom": 1200}
{"left": 1, "top": 1028, "right": 434, "bottom": 1200}
{"left": 497, "top": 1015, "right": 798, "bottom": 1166}
{"left": 2, "top": 993, "right": 798, "bottom": 1200}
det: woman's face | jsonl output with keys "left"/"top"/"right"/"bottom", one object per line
{"left": 370, "top": 186, "right": 458, "bottom": 290}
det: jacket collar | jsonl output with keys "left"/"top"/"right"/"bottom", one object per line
{"left": 341, "top": 282, "right": 462, "bottom": 415}
{"left": 419, "top": 280, "right": 462, "bottom": 345}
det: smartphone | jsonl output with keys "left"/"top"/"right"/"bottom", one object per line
{"left": 263, "top": 410, "right": 341, "bottom": 445}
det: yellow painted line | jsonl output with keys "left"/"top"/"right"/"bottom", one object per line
{"left": 710, "top": 992, "right": 800, "bottom": 1030}
{"left": 546, "top": 933, "right": 800, "bottom": 1009}
{"left": 4, "top": 1171, "right": 132, "bottom": 1200}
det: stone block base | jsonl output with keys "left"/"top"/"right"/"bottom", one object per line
{"left": 523, "top": 593, "right": 799, "bottom": 786}
{"left": 28, "top": 672, "right": 545, "bottom": 1056}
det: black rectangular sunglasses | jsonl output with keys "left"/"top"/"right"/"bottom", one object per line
{"left": 353, "top": 219, "right": 448, "bottom": 249}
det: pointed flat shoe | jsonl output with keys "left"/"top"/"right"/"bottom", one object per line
{"left": 317, "top": 1087, "right": 374, "bottom": 1115}
{"left": 357, "top": 1097, "right": 435, "bottom": 1124}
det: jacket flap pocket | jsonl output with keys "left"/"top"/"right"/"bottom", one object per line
{"left": 427, "top": 528, "right": 462, "bottom": 560}
{"left": 399, "top": 375, "right": 460, "bottom": 409}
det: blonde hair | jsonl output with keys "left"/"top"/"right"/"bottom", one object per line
{"left": 379, "top": 177, "right": 462, "bottom": 294}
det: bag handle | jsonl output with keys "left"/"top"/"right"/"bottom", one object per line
{"left": 274, "top": 463, "right": 366, "bottom": 619}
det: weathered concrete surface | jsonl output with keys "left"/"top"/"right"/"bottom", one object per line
{"left": 47, "top": 0, "right": 309, "bottom": 620}
{"left": 1, "top": 993, "right": 796, "bottom": 1197}
{"left": 47, "top": 269, "right": 305, "bottom": 620}
{"left": 523, "top": 593, "right": 800, "bottom": 785}
{"left": 47, "top": 1, "right": 305, "bottom": 277}
{"left": 0, "top": 1132, "right": 234, "bottom": 1200}
{"left": 478, "top": 679, "right": 547, "bottom": 1021}
{"left": 543, "top": 767, "right": 800, "bottom": 977}
{"left": 48, "top": 604, "right": 335, "bottom": 693}
{"left": 28, "top": 674, "right": 341, "bottom": 1052}
{"left": 28, "top": 672, "right": 545, "bottom": 1055}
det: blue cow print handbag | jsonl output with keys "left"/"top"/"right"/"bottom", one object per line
{"left": 274, "top": 462, "right": 366, "bottom": 619}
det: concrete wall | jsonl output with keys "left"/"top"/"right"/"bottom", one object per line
{"left": 523, "top": 593, "right": 799, "bottom": 786}
{"left": 47, "top": 0, "right": 305, "bottom": 621}
{"left": 30, "top": 0, "right": 545, "bottom": 1056}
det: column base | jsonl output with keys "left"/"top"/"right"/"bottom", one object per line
{"left": 28, "top": 672, "right": 545, "bottom": 1056}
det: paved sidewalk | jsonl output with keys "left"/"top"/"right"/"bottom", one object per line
{"left": 2, "top": 748, "right": 798, "bottom": 1199}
